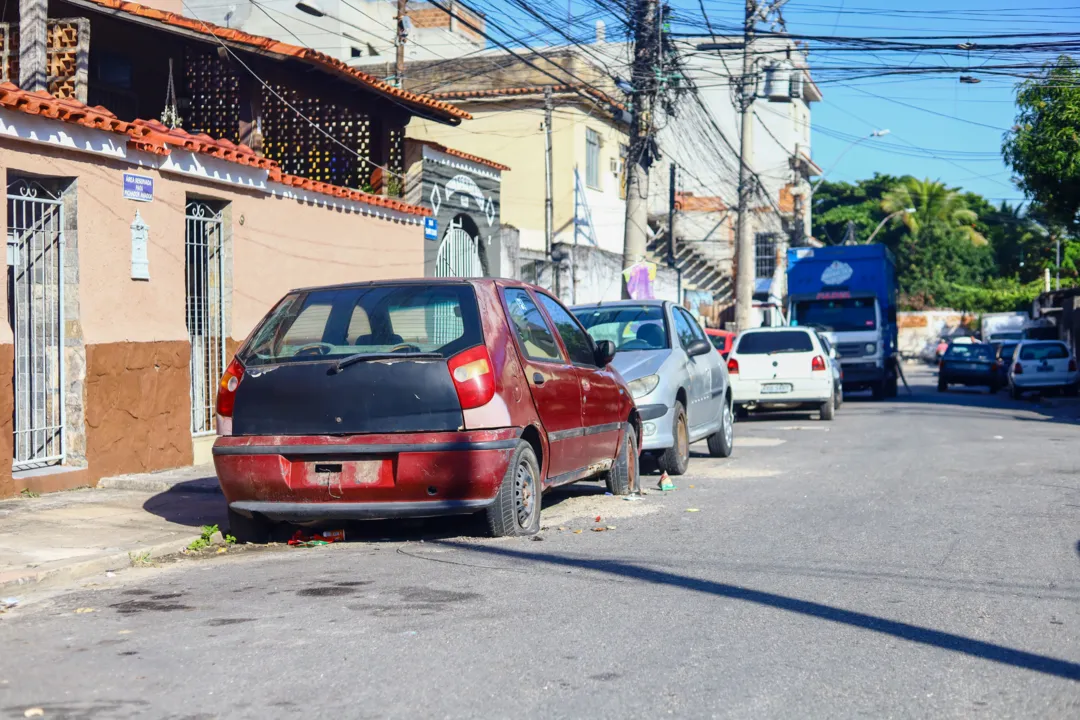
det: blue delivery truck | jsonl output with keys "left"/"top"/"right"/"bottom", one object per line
{"left": 786, "top": 244, "right": 899, "bottom": 400}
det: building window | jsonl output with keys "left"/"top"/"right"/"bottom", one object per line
{"left": 755, "top": 233, "right": 779, "bottom": 279}
{"left": 350, "top": 46, "right": 364, "bottom": 58}
{"left": 586, "top": 128, "right": 601, "bottom": 189}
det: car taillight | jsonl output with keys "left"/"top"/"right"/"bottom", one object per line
{"left": 812, "top": 355, "right": 827, "bottom": 372}
{"left": 448, "top": 345, "right": 495, "bottom": 410}
{"left": 1014, "top": 362, "right": 1023, "bottom": 375}
{"left": 727, "top": 357, "right": 739, "bottom": 375}
{"left": 216, "top": 358, "right": 245, "bottom": 417}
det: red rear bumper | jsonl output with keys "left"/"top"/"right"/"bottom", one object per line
{"left": 213, "top": 428, "right": 520, "bottom": 521}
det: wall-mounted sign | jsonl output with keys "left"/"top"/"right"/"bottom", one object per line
{"left": 123, "top": 173, "right": 154, "bottom": 202}
{"left": 424, "top": 217, "right": 438, "bottom": 241}
{"left": 130, "top": 210, "right": 150, "bottom": 280}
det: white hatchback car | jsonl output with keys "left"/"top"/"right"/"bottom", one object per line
{"left": 728, "top": 327, "right": 839, "bottom": 420}
{"left": 1008, "top": 340, "right": 1079, "bottom": 399}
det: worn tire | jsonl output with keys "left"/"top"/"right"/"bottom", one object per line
{"left": 226, "top": 507, "right": 272, "bottom": 545}
{"left": 937, "top": 377, "right": 947, "bottom": 392}
{"left": 605, "top": 422, "right": 640, "bottom": 496}
{"left": 657, "top": 401, "right": 690, "bottom": 476}
{"left": 819, "top": 393, "right": 835, "bottom": 421}
{"left": 871, "top": 381, "right": 885, "bottom": 401}
{"left": 486, "top": 441, "right": 541, "bottom": 538}
{"left": 706, "top": 400, "right": 734, "bottom": 458}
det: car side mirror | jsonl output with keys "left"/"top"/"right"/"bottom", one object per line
{"left": 594, "top": 340, "right": 617, "bottom": 367}
{"left": 686, "top": 339, "right": 712, "bottom": 357}
{"left": 828, "top": 347, "right": 836, "bottom": 359}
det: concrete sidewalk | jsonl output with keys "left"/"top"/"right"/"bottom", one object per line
{"left": 0, "top": 465, "right": 225, "bottom": 595}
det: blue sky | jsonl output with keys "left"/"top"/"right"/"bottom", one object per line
{"left": 482, "top": 0, "right": 1080, "bottom": 206}
{"left": 670, "top": 0, "right": 1080, "bottom": 205}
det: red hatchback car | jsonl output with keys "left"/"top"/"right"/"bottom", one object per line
{"left": 705, "top": 328, "right": 735, "bottom": 358}
{"left": 213, "top": 279, "right": 641, "bottom": 541}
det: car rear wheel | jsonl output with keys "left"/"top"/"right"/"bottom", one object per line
{"left": 937, "top": 377, "right": 948, "bottom": 392}
{"left": 486, "top": 441, "right": 541, "bottom": 538}
{"left": 819, "top": 393, "right": 835, "bottom": 421}
{"left": 658, "top": 402, "right": 690, "bottom": 476}
{"left": 706, "top": 401, "right": 734, "bottom": 458}
{"left": 605, "top": 422, "right": 640, "bottom": 496}
{"left": 226, "top": 508, "right": 272, "bottom": 545}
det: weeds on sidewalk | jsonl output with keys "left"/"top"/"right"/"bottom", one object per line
{"left": 129, "top": 550, "right": 153, "bottom": 567}
{"left": 19, "top": 488, "right": 39, "bottom": 499}
{"left": 187, "top": 524, "right": 220, "bottom": 552}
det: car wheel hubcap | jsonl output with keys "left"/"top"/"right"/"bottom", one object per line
{"left": 723, "top": 405, "right": 733, "bottom": 446}
{"left": 514, "top": 461, "right": 535, "bottom": 527}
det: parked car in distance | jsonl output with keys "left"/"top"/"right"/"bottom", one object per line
{"left": 572, "top": 300, "right": 733, "bottom": 476}
{"left": 992, "top": 340, "right": 1020, "bottom": 388}
{"left": 705, "top": 328, "right": 736, "bottom": 358}
{"left": 1008, "top": 340, "right": 1079, "bottom": 399}
{"left": 728, "top": 327, "right": 839, "bottom": 421}
{"left": 938, "top": 342, "right": 999, "bottom": 393}
{"left": 815, "top": 332, "right": 844, "bottom": 409}
{"left": 213, "top": 279, "right": 641, "bottom": 542}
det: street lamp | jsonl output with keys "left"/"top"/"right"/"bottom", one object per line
{"left": 295, "top": 0, "right": 385, "bottom": 55}
{"left": 810, "top": 129, "right": 889, "bottom": 196}
{"left": 864, "top": 207, "right": 916, "bottom": 244}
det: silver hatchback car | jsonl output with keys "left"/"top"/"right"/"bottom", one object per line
{"left": 572, "top": 300, "right": 734, "bottom": 475}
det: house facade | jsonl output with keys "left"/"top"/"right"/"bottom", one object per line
{"left": 0, "top": 0, "right": 467, "bottom": 496}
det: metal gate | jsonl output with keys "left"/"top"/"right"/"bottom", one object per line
{"left": 185, "top": 201, "right": 226, "bottom": 436}
{"left": 434, "top": 218, "right": 483, "bottom": 278}
{"left": 7, "top": 179, "right": 65, "bottom": 470}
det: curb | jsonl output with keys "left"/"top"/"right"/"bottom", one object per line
{"left": 96, "top": 477, "right": 223, "bottom": 495}
{"left": 0, "top": 532, "right": 206, "bottom": 596}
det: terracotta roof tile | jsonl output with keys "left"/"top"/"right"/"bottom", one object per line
{"left": 79, "top": 0, "right": 470, "bottom": 122}
{"left": 268, "top": 169, "right": 432, "bottom": 216}
{"left": 409, "top": 138, "right": 510, "bottom": 172}
{"left": 430, "top": 84, "right": 626, "bottom": 112}
{"left": 0, "top": 83, "right": 430, "bottom": 218}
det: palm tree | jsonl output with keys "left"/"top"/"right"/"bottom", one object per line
{"left": 881, "top": 177, "right": 987, "bottom": 245}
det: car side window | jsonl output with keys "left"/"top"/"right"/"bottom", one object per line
{"left": 503, "top": 288, "right": 563, "bottom": 362}
{"left": 672, "top": 308, "right": 698, "bottom": 349}
{"left": 536, "top": 293, "right": 596, "bottom": 366}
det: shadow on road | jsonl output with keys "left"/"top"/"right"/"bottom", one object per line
{"left": 435, "top": 540, "right": 1080, "bottom": 682}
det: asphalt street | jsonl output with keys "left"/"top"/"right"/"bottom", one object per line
{"left": 1, "top": 366, "right": 1079, "bottom": 719}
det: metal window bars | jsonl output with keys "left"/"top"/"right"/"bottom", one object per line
{"left": 185, "top": 201, "right": 226, "bottom": 436}
{"left": 7, "top": 178, "right": 65, "bottom": 470}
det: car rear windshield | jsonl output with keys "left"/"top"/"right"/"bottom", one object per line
{"left": 573, "top": 305, "right": 670, "bottom": 350}
{"left": 736, "top": 331, "right": 814, "bottom": 355}
{"left": 946, "top": 344, "right": 994, "bottom": 361}
{"left": 793, "top": 298, "right": 877, "bottom": 332}
{"left": 708, "top": 334, "right": 728, "bottom": 350}
{"left": 996, "top": 342, "right": 1018, "bottom": 359}
{"left": 238, "top": 284, "right": 482, "bottom": 367}
{"left": 1019, "top": 343, "right": 1069, "bottom": 361}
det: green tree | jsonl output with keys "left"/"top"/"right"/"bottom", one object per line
{"left": 1003, "top": 56, "right": 1080, "bottom": 231}
{"left": 880, "top": 177, "right": 987, "bottom": 246}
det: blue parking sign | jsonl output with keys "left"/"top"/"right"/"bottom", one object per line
{"left": 424, "top": 217, "right": 438, "bottom": 240}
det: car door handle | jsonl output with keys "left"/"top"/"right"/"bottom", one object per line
{"left": 532, "top": 372, "right": 546, "bottom": 386}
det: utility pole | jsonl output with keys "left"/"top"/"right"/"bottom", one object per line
{"left": 667, "top": 163, "right": 677, "bottom": 265}
{"left": 395, "top": 0, "right": 407, "bottom": 88}
{"left": 733, "top": 0, "right": 758, "bottom": 331}
{"left": 1055, "top": 234, "right": 1061, "bottom": 290}
{"left": 544, "top": 86, "right": 555, "bottom": 291}
{"left": 621, "top": 0, "right": 660, "bottom": 298}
